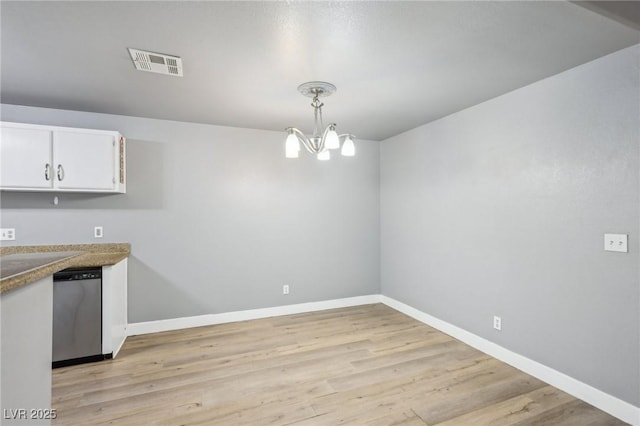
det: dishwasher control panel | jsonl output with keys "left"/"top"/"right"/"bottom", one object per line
{"left": 56, "top": 271, "right": 101, "bottom": 280}
{"left": 53, "top": 267, "right": 102, "bottom": 281}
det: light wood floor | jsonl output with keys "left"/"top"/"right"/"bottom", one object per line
{"left": 52, "top": 304, "right": 626, "bottom": 425}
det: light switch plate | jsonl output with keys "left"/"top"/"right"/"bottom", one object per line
{"left": 604, "top": 234, "right": 627, "bottom": 253}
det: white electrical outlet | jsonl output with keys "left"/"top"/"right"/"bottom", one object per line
{"left": 94, "top": 226, "right": 103, "bottom": 238}
{"left": 604, "top": 233, "right": 628, "bottom": 253}
{"left": 493, "top": 315, "right": 502, "bottom": 331}
{"left": 0, "top": 228, "right": 16, "bottom": 241}
{"left": 283, "top": 285, "right": 290, "bottom": 295}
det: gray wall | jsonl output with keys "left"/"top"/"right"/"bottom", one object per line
{"left": 0, "top": 106, "right": 381, "bottom": 322}
{"left": 381, "top": 44, "right": 640, "bottom": 406}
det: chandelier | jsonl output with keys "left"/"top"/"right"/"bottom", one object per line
{"left": 285, "top": 81, "right": 355, "bottom": 160}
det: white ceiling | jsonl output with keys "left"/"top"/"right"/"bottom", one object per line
{"left": 1, "top": 1, "right": 638, "bottom": 141}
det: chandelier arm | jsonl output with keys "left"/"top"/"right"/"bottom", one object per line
{"left": 319, "top": 123, "right": 338, "bottom": 151}
{"left": 288, "top": 127, "right": 319, "bottom": 153}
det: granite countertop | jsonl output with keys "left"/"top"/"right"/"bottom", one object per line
{"left": 0, "top": 243, "right": 130, "bottom": 294}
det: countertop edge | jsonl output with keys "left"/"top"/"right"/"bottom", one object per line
{"left": 0, "top": 244, "right": 130, "bottom": 295}
{"left": 0, "top": 243, "right": 131, "bottom": 256}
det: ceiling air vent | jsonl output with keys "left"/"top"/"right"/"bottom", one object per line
{"left": 127, "top": 48, "right": 183, "bottom": 77}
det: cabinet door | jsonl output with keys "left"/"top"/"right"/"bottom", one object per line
{"left": 102, "top": 258, "right": 128, "bottom": 358}
{"left": 0, "top": 126, "right": 53, "bottom": 189}
{"left": 53, "top": 131, "right": 116, "bottom": 191}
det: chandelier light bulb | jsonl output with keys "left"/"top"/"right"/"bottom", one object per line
{"left": 317, "top": 149, "right": 330, "bottom": 161}
{"left": 325, "top": 125, "right": 340, "bottom": 150}
{"left": 341, "top": 135, "right": 355, "bottom": 157}
{"left": 285, "top": 132, "right": 300, "bottom": 158}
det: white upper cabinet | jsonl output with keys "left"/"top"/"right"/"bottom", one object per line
{"left": 0, "top": 122, "right": 126, "bottom": 193}
{"left": 54, "top": 131, "right": 118, "bottom": 191}
{"left": 0, "top": 126, "right": 52, "bottom": 189}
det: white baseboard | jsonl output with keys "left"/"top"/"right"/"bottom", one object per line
{"left": 127, "top": 294, "right": 382, "bottom": 336}
{"left": 379, "top": 295, "right": 640, "bottom": 426}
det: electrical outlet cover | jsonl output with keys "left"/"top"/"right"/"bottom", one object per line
{"left": 493, "top": 316, "right": 502, "bottom": 331}
{"left": 0, "top": 228, "right": 16, "bottom": 241}
{"left": 604, "top": 234, "right": 628, "bottom": 253}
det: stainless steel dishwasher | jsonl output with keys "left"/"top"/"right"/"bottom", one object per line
{"left": 52, "top": 267, "right": 104, "bottom": 368}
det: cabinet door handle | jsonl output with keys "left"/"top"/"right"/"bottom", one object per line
{"left": 57, "top": 164, "right": 65, "bottom": 181}
{"left": 45, "top": 163, "right": 51, "bottom": 181}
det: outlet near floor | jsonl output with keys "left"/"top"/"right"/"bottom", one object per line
{"left": 283, "top": 285, "right": 290, "bottom": 295}
{"left": 493, "top": 315, "right": 502, "bottom": 331}
{"left": 0, "top": 228, "right": 16, "bottom": 241}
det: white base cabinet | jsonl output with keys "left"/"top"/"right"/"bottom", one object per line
{"left": 0, "top": 277, "right": 53, "bottom": 425}
{"left": 0, "top": 122, "right": 126, "bottom": 193}
{"left": 102, "top": 258, "right": 128, "bottom": 357}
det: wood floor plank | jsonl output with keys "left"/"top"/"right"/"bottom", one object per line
{"left": 365, "top": 410, "right": 427, "bottom": 426}
{"left": 308, "top": 357, "right": 510, "bottom": 425}
{"left": 510, "top": 399, "right": 629, "bottom": 426}
{"left": 326, "top": 346, "right": 481, "bottom": 392}
{"left": 350, "top": 339, "right": 470, "bottom": 370}
{"left": 432, "top": 385, "right": 577, "bottom": 425}
{"left": 413, "top": 373, "right": 547, "bottom": 425}
{"left": 52, "top": 304, "right": 627, "bottom": 425}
